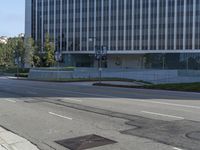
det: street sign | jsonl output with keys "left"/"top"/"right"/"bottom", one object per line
{"left": 102, "top": 46, "right": 107, "bottom": 55}
{"left": 55, "top": 51, "right": 62, "bottom": 62}
{"left": 95, "top": 46, "right": 108, "bottom": 60}
{"left": 14, "top": 57, "right": 21, "bottom": 65}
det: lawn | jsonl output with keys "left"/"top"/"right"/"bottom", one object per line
{"left": 144, "top": 82, "right": 200, "bottom": 92}
{"left": 94, "top": 81, "right": 200, "bottom": 93}
{"left": 29, "top": 77, "right": 149, "bottom": 83}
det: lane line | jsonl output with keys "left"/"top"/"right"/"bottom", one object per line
{"left": 141, "top": 111, "right": 184, "bottom": 120}
{"left": 173, "top": 147, "right": 183, "bottom": 150}
{"left": 0, "top": 83, "right": 114, "bottom": 98}
{"left": 61, "top": 98, "right": 82, "bottom": 102}
{"left": 136, "top": 99, "right": 200, "bottom": 110}
{"left": 1, "top": 82, "right": 200, "bottom": 110}
{"left": 49, "top": 112, "right": 73, "bottom": 120}
{"left": 4, "top": 99, "right": 16, "bottom": 103}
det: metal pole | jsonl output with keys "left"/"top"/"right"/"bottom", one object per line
{"left": 57, "top": 61, "right": 60, "bottom": 81}
{"left": 99, "top": 53, "right": 102, "bottom": 84}
{"left": 186, "top": 54, "right": 189, "bottom": 70}
{"left": 16, "top": 50, "right": 19, "bottom": 79}
{"left": 17, "top": 61, "right": 19, "bottom": 79}
{"left": 162, "top": 54, "right": 165, "bottom": 70}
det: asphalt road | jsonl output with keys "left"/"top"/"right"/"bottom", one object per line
{"left": 0, "top": 76, "right": 200, "bottom": 150}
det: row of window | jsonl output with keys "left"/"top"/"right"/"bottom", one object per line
{"left": 32, "top": 0, "right": 200, "bottom": 51}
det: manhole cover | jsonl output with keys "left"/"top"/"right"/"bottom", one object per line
{"left": 55, "top": 134, "right": 117, "bottom": 150}
{"left": 187, "top": 131, "right": 200, "bottom": 141}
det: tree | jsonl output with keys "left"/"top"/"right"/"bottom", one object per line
{"left": 24, "top": 37, "right": 35, "bottom": 68}
{"left": 0, "top": 43, "right": 6, "bottom": 66}
{"left": 32, "top": 42, "right": 42, "bottom": 67}
{"left": 0, "top": 36, "right": 36, "bottom": 68}
{"left": 15, "top": 37, "right": 25, "bottom": 67}
{"left": 43, "top": 35, "right": 55, "bottom": 67}
{"left": 0, "top": 41, "right": 14, "bottom": 67}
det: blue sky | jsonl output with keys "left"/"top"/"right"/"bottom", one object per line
{"left": 0, "top": 0, "right": 25, "bottom": 37}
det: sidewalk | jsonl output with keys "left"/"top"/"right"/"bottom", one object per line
{"left": 0, "top": 127, "right": 39, "bottom": 150}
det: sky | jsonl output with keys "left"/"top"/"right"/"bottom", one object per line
{"left": 0, "top": 0, "right": 25, "bottom": 37}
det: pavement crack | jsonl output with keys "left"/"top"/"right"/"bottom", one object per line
{"left": 44, "top": 100, "right": 200, "bottom": 150}
{"left": 1, "top": 144, "right": 10, "bottom": 150}
{"left": 41, "top": 141, "right": 57, "bottom": 150}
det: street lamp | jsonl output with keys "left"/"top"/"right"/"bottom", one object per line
{"left": 55, "top": 50, "right": 62, "bottom": 80}
{"left": 14, "top": 50, "right": 21, "bottom": 79}
{"left": 89, "top": 37, "right": 107, "bottom": 83}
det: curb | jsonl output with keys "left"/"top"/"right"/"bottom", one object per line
{"left": 0, "top": 127, "right": 39, "bottom": 150}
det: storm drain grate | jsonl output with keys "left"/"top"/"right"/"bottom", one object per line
{"left": 55, "top": 134, "right": 117, "bottom": 150}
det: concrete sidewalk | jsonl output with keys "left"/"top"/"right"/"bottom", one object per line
{"left": 0, "top": 127, "right": 39, "bottom": 150}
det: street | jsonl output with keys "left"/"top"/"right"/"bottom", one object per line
{"left": 0, "top": 77, "right": 200, "bottom": 150}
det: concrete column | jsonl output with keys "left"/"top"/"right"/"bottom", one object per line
{"left": 193, "top": 0, "right": 196, "bottom": 50}
{"left": 25, "top": 0, "right": 32, "bottom": 38}
{"left": 94, "top": 0, "right": 97, "bottom": 52}
{"left": 54, "top": 0, "right": 56, "bottom": 49}
{"left": 80, "top": 0, "right": 83, "bottom": 51}
{"left": 47, "top": 0, "right": 50, "bottom": 33}
{"left": 35, "top": 0, "right": 38, "bottom": 41}
{"left": 116, "top": 0, "right": 119, "bottom": 51}
{"left": 124, "top": 0, "right": 127, "bottom": 50}
{"left": 41, "top": 0, "right": 44, "bottom": 52}
{"left": 139, "top": 0, "right": 143, "bottom": 50}
{"left": 174, "top": 0, "right": 177, "bottom": 50}
{"left": 108, "top": 0, "right": 111, "bottom": 51}
{"left": 148, "top": 0, "right": 151, "bottom": 50}
{"left": 87, "top": 0, "right": 90, "bottom": 51}
{"left": 156, "top": 0, "right": 160, "bottom": 50}
{"left": 73, "top": 1, "right": 76, "bottom": 51}
{"left": 183, "top": 0, "right": 187, "bottom": 50}
{"left": 165, "top": 0, "right": 168, "bottom": 50}
{"left": 66, "top": 0, "right": 69, "bottom": 51}
{"left": 101, "top": 0, "right": 104, "bottom": 46}
{"left": 60, "top": 0, "right": 63, "bottom": 52}
{"left": 131, "top": 0, "right": 135, "bottom": 50}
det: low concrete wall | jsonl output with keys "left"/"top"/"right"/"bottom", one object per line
{"left": 29, "top": 68, "right": 181, "bottom": 83}
{"left": 29, "top": 67, "right": 200, "bottom": 84}
{"left": 28, "top": 69, "right": 73, "bottom": 80}
{"left": 178, "top": 70, "right": 200, "bottom": 77}
{"left": 73, "top": 69, "right": 178, "bottom": 82}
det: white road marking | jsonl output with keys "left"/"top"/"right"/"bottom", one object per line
{"left": 173, "top": 147, "right": 183, "bottom": 150}
{"left": 62, "top": 98, "right": 82, "bottom": 102}
{"left": 1, "top": 83, "right": 114, "bottom": 98}
{"left": 4, "top": 99, "right": 16, "bottom": 103}
{"left": 12, "top": 85, "right": 200, "bottom": 109}
{"left": 136, "top": 99, "right": 200, "bottom": 110}
{"left": 141, "top": 111, "right": 184, "bottom": 120}
{"left": 49, "top": 112, "right": 72, "bottom": 120}
{"left": 1, "top": 82, "right": 200, "bottom": 111}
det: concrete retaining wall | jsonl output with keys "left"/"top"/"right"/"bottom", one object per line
{"left": 178, "top": 70, "right": 200, "bottom": 77}
{"left": 28, "top": 69, "right": 73, "bottom": 80}
{"left": 29, "top": 68, "right": 181, "bottom": 83}
{"left": 73, "top": 69, "right": 178, "bottom": 82}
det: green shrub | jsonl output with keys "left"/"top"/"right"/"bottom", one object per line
{"left": 15, "top": 73, "right": 29, "bottom": 78}
{"left": 0, "top": 67, "right": 29, "bottom": 74}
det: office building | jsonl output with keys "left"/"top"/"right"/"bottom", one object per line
{"left": 25, "top": 0, "right": 200, "bottom": 69}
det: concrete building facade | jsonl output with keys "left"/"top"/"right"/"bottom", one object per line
{"left": 25, "top": 0, "right": 200, "bottom": 69}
